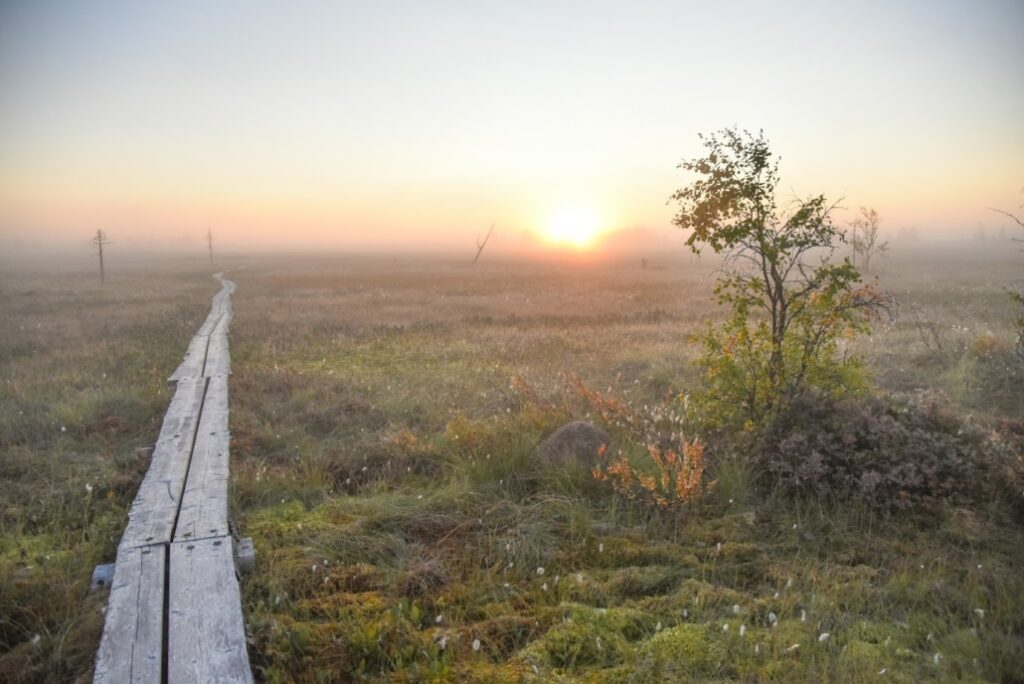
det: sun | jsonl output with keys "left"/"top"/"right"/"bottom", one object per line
{"left": 543, "top": 205, "right": 601, "bottom": 249}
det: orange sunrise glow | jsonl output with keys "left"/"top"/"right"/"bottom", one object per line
{"left": 542, "top": 205, "right": 603, "bottom": 249}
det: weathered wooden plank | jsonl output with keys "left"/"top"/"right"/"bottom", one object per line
{"left": 169, "top": 333, "right": 211, "bottom": 385}
{"left": 120, "top": 377, "right": 207, "bottom": 549}
{"left": 174, "top": 376, "right": 231, "bottom": 542}
{"left": 212, "top": 307, "right": 232, "bottom": 335}
{"left": 171, "top": 276, "right": 233, "bottom": 381}
{"left": 203, "top": 333, "right": 231, "bottom": 377}
{"left": 169, "top": 537, "right": 253, "bottom": 683}
{"left": 94, "top": 544, "right": 165, "bottom": 683}
{"left": 195, "top": 312, "right": 222, "bottom": 338}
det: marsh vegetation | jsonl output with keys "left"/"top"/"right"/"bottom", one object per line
{"left": 1, "top": 246, "right": 1021, "bottom": 682}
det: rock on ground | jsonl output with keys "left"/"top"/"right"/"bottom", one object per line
{"left": 537, "top": 421, "right": 611, "bottom": 469}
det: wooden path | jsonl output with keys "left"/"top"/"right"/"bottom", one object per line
{"left": 94, "top": 273, "right": 253, "bottom": 683}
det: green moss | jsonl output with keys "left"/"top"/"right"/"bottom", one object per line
{"left": 534, "top": 620, "right": 629, "bottom": 669}
{"left": 717, "top": 541, "right": 761, "bottom": 562}
{"left": 600, "top": 536, "right": 699, "bottom": 567}
{"left": 632, "top": 624, "right": 723, "bottom": 681}
{"left": 940, "top": 628, "right": 986, "bottom": 680}
{"left": 838, "top": 640, "right": 885, "bottom": 677}
{"left": 679, "top": 578, "right": 746, "bottom": 615}
{"left": 574, "top": 605, "right": 657, "bottom": 641}
{"left": 603, "top": 565, "right": 682, "bottom": 599}
{"left": 514, "top": 604, "right": 655, "bottom": 671}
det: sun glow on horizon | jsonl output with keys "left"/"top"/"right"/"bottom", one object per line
{"left": 542, "top": 205, "right": 602, "bottom": 249}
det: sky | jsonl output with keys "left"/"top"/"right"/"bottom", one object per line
{"left": 1, "top": 0, "right": 1022, "bottom": 253}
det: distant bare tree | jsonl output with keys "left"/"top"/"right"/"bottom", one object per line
{"left": 207, "top": 228, "right": 214, "bottom": 264}
{"left": 91, "top": 229, "right": 112, "bottom": 283}
{"left": 988, "top": 187, "right": 1024, "bottom": 248}
{"left": 849, "top": 206, "right": 888, "bottom": 274}
{"left": 472, "top": 223, "right": 495, "bottom": 264}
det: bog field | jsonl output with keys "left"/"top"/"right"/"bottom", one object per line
{"left": 1, "top": 247, "right": 1022, "bottom": 683}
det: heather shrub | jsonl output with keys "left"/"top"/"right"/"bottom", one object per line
{"left": 753, "top": 390, "right": 1022, "bottom": 510}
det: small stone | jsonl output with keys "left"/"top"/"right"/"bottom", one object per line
{"left": 537, "top": 421, "right": 611, "bottom": 469}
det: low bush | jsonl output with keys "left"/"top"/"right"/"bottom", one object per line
{"left": 753, "top": 390, "right": 1022, "bottom": 511}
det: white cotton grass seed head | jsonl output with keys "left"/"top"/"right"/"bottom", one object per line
{"left": 472, "top": 639, "right": 481, "bottom": 652}
{"left": 536, "top": 567, "right": 545, "bottom": 576}
{"left": 732, "top": 604, "right": 741, "bottom": 614}
{"left": 739, "top": 624, "right": 746, "bottom": 637}
{"left": 818, "top": 632, "right": 830, "bottom": 642}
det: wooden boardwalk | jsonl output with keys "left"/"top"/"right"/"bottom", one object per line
{"left": 94, "top": 273, "right": 252, "bottom": 683}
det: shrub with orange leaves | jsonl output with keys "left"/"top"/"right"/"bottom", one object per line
{"left": 593, "top": 439, "right": 714, "bottom": 508}
{"left": 566, "top": 375, "right": 715, "bottom": 508}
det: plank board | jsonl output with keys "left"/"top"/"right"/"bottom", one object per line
{"left": 120, "top": 377, "right": 207, "bottom": 549}
{"left": 203, "top": 334, "right": 231, "bottom": 377}
{"left": 169, "top": 333, "right": 211, "bottom": 385}
{"left": 195, "top": 313, "right": 222, "bottom": 338}
{"left": 169, "top": 537, "right": 253, "bottom": 683}
{"left": 93, "top": 544, "right": 165, "bottom": 684}
{"left": 173, "top": 375, "right": 231, "bottom": 542}
{"left": 170, "top": 274, "right": 234, "bottom": 382}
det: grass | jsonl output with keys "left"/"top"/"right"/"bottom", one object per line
{"left": 1, "top": 246, "right": 1021, "bottom": 681}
